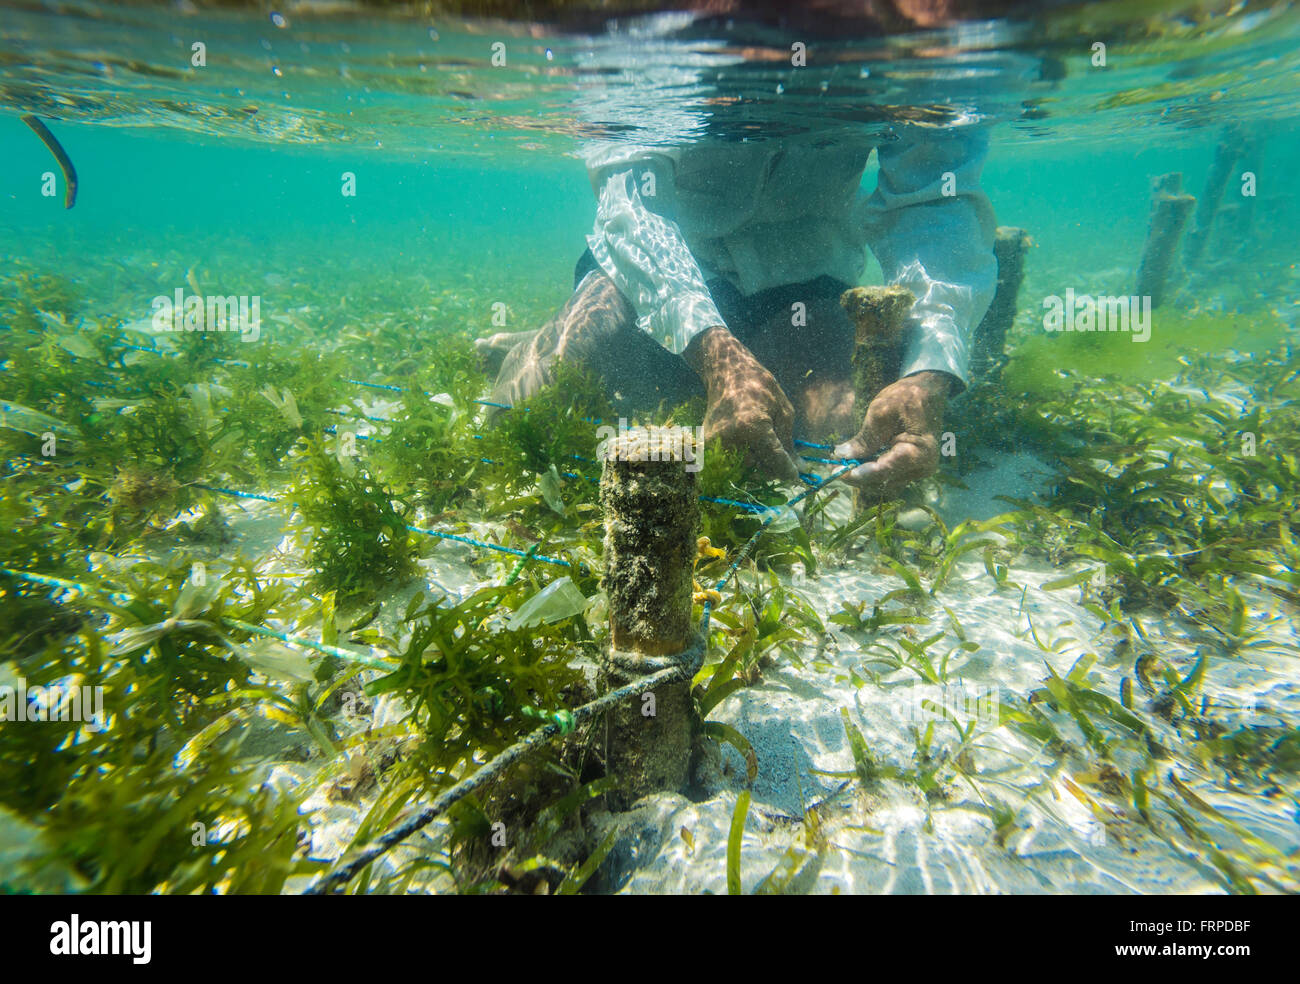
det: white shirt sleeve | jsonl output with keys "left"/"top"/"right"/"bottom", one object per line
{"left": 865, "top": 125, "right": 998, "bottom": 391}
{"left": 583, "top": 148, "right": 726, "bottom": 355}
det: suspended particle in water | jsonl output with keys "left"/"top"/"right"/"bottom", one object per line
{"left": 271, "top": 65, "right": 282, "bottom": 77}
{"left": 270, "top": 11, "right": 288, "bottom": 28}
{"left": 545, "top": 48, "right": 553, "bottom": 61}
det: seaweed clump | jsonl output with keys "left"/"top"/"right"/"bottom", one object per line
{"left": 290, "top": 440, "right": 418, "bottom": 601}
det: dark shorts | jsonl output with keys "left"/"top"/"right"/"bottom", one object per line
{"left": 572, "top": 249, "right": 855, "bottom": 415}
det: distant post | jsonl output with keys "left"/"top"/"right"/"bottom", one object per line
{"left": 1136, "top": 172, "right": 1196, "bottom": 308}
{"left": 1184, "top": 127, "right": 1244, "bottom": 273}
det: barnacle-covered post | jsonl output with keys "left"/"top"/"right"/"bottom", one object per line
{"left": 840, "top": 285, "right": 914, "bottom": 511}
{"left": 599, "top": 426, "right": 699, "bottom": 810}
{"left": 1135, "top": 172, "right": 1196, "bottom": 308}
{"left": 841, "top": 285, "right": 915, "bottom": 428}
{"left": 971, "top": 227, "right": 1031, "bottom": 381}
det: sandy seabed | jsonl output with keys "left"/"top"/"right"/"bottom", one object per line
{"left": 207, "top": 441, "right": 1297, "bottom": 895}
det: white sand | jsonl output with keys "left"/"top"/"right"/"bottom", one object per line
{"left": 189, "top": 429, "right": 1297, "bottom": 895}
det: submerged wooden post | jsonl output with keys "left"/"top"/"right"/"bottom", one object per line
{"left": 840, "top": 286, "right": 914, "bottom": 509}
{"left": 971, "top": 227, "right": 1031, "bottom": 381}
{"left": 599, "top": 427, "right": 699, "bottom": 810}
{"left": 1184, "top": 127, "right": 1243, "bottom": 272}
{"left": 1135, "top": 172, "right": 1196, "bottom": 308}
{"left": 841, "top": 285, "right": 915, "bottom": 427}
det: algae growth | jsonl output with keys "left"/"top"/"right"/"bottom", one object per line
{"left": 2, "top": 244, "right": 1295, "bottom": 895}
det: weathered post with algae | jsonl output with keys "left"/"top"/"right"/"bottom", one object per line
{"left": 1135, "top": 172, "right": 1196, "bottom": 308}
{"left": 839, "top": 285, "right": 914, "bottom": 510}
{"left": 841, "top": 285, "right": 916, "bottom": 424}
{"left": 599, "top": 427, "right": 700, "bottom": 811}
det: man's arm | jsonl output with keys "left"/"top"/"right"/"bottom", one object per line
{"left": 585, "top": 152, "right": 801, "bottom": 480}
{"left": 865, "top": 124, "right": 998, "bottom": 391}
{"left": 584, "top": 153, "right": 725, "bottom": 355}
{"left": 836, "top": 125, "right": 997, "bottom": 496}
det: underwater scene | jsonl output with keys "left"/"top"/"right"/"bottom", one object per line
{"left": 1, "top": 0, "right": 1298, "bottom": 900}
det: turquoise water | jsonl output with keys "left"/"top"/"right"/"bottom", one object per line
{"left": 4, "top": 2, "right": 1299, "bottom": 300}
{"left": 2, "top": 1, "right": 1299, "bottom": 897}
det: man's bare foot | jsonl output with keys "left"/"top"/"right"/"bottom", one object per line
{"left": 475, "top": 330, "right": 539, "bottom": 377}
{"left": 480, "top": 271, "right": 634, "bottom": 415}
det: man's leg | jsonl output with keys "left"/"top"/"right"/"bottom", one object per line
{"left": 484, "top": 268, "right": 704, "bottom": 416}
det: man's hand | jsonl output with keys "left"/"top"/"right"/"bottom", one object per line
{"left": 685, "top": 326, "right": 802, "bottom": 482}
{"left": 833, "top": 371, "right": 952, "bottom": 499}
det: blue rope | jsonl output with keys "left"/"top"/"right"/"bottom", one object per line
{"left": 192, "top": 483, "right": 582, "bottom": 572}
{"left": 195, "top": 484, "right": 279, "bottom": 503}
{"left": 708, "top": 459, "right": 858, "bottom": 596}
{"left": 403, "top": 523, "right": 578, "bottom": 570}
{"left": 347, "top": 378, "right": 405, "bottom": 393}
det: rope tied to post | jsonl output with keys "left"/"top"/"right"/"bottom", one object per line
{"left": 305, "top": 625, "right": 710, "bottom": 895}
{"left": 602, "top": 629, "right": 708, "bottom": 680}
